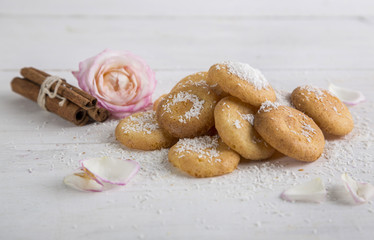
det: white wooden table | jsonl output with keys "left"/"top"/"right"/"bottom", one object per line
{"left": 1, "top": 1, "right": 374, "bottom": 239}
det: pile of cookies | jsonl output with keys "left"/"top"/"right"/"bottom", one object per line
{"left": 115, "top": 61, "right": 354, "bottom": 178}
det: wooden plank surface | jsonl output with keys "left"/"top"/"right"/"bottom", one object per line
{"left": 1, "top": 1, "right": 374, "bottom": 239}
{"left": 1, "top": 17, "right": 374, "bottom": 71}
{"left": 2, "top": 0, "right": 374, "bottom": 16}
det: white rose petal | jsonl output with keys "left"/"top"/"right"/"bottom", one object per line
{"left": 328, "top": 83, "right": 365, "bottom": 106}
{"left": 281, "top": 178, "right": 326, "bottom": 203}
{"left": 64, "top": 157, "right": 140, "bottom": 192}
{"left": 64, "top": 172, "right": 103, "bottom": 192}
{"left": 341, "top": 173, "right": 374, "bottom": 204}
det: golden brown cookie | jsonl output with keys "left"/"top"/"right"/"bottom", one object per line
{"left": 291, "top": 85, "right": 354, "bottom": 136}
{"left": 171, "top": 72, "right": 210, "bottom": 92}
{"left": 254, "top": 102, "right": 325, "bottom": 162}
{"left": 208, "top": 61, "right": 276, "bottom": 107}
{"left": 115, "top": 111, "right": 177, "bottom": 150}
{"left": 168, "top": 135, "right": 240, "bottom": 178}
{"left": 214, "top": 96, "right": 274, "bottom": 160}
{"left": 153, "top": 94, "right": 167, "bottom": 111}
{"left": 171, "top": 71, "right": 227, "bottom": 97}
{"left": 156, "top": 85, "right": 219, "bottom": 138}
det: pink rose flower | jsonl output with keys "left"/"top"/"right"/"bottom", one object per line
{"left": 72, "top": 49, "right": 156, "bottom": 118}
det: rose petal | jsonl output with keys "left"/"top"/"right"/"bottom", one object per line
{"left": 81, "top": 157, "right": 140, "bottom": 185}
{"left": 64, "top": 172, "right": 103, "bottom": 192}
{"left": 341, "top": 173, "right": 374, "bottom": 204}
{"left": 281, "top": 178, "right": 326, "bottom": 203}
{"left": 329, "top": 83, "right": 365, "bottom": 106}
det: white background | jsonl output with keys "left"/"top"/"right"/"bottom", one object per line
{"left": 1, "top": 0, "right": 374, "bottom": 239}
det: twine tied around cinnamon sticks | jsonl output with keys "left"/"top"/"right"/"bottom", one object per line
{"left": 11, "top": 67, "right": 109, "bottom": 126}
{"left": 37, "top": 75, "right": 67, "bottom": 110}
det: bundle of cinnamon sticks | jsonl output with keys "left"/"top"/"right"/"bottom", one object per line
{"left": 11, "top": 67, "right": 109, "bottom": 126}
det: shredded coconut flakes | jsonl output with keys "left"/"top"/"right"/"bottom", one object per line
{"left": 163, "top": 91, "right": 205, "bottom": 123}
{"left": 259, "top": 101, "right": 281, "bottom": 113}
{"left": 240, "top": 113, "right": 255, "bottom": 125}
{"left": 178, "top": 79, "right": 210, "bottom": 89}
{"left": 300, "top": 121, "right": 317, "bottom": 142}
{"left": 300, "top": 85, "right": 326, "bottom": 101}
{"left": 233, "top": 120, "right": 242, "bottom": 129}
{"left": 175, "top": 135, "right": 221, "bottom": 163}
{"left": 122, "top": 111, "right": 159, "bottom": 134}
{"left": 275, "top": 89, "right": 293, "bottom": 107}
{"left": 222, "top": 61, "right": 269, "bottom": 90}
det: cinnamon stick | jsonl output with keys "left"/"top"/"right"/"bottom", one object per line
{"left": 11, "top": 77, "right": 88, "bottom": 126}
{"left": 21, "top": 67, "right": 109, "bottom": 122}
{"left": 20, "top": 67, "right": 96, "bottom": 108}
{"left": 78, "top": 115, "right": 92, "bottom": 126}
{"left": 16, "top": 67, "right": 109, "bottom": 123}
{"left": 87, "top": 107, "right": 109, "bottom": 122}
{"left": 32, "top": 67, "right": 98, "bottom": 107}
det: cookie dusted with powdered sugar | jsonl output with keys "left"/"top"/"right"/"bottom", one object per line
{"left": 291, "top": 85, "right": 354, "bottom": 136}
{"left": 115, "top": 111, "right": 177, "bottom": 150}
{"left": 214, "top": 96, "right": 274, "bottom": 160}
{"left": 208, "top": 61, "right": 276, "bottom": 107}
{"left": 156, "top": 85, "right": 219, "bottom": 138}
{"left": 254, "top": 102, "right": 325, "bottom": 162}
{"left": 168, "top": 135, "right": 240, "bottom": 178}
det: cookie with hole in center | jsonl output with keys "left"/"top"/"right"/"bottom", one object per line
{"left": 208, "top": 61, "right": 276, "bottom": 107}
{"left": 214, "top": 96, "right": 274, "bottom": 160}
{"left": 168, "top": 135, "right": 240, "bottom": 178}
{"left": 156, "top": 85, "right": 219, "bottom": 138}
{"left": 115, "top": 110, "right": 177, "bottom": 151}
{"left": 254, "top": 101, "right": 325, "bottom": 162}
{"left": 291, "top": 85, "right": 354, "bottom": 136}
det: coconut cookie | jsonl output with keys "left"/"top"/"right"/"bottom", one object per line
{"left": 168, "top": 135, "right": 240, "bottom": 178}
{"left": 291, "top": 85, "right": 354, "bottom": 136}
{"left": 208, "top": 61, "right": 276, "bottom": 107}
{"left": 152, "top": 94, "right": 167, "bottom": 111}
{"left": 171, "top": 71, "right": 227, "bottom": 97}
{"left": 115, "top": 111, "right": 177, "bottom": 151}
{"left": 254, "top": 102, "right": 325, "bottom": 162}
{"left": 171, "top": 72, "right": 210, "bottom": 92}
{"left": 156, "top": 85, "right": 219, "bottom": 138}
{"left": 214, "top": 96, "right": 274, "bottom": 160}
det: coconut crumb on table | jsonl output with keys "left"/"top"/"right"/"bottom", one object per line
{"left": 275, "top": 89, "right": 293, "bottom": 107}
{"left": 47, "top": 102, "right": 374, "bottom": 222}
